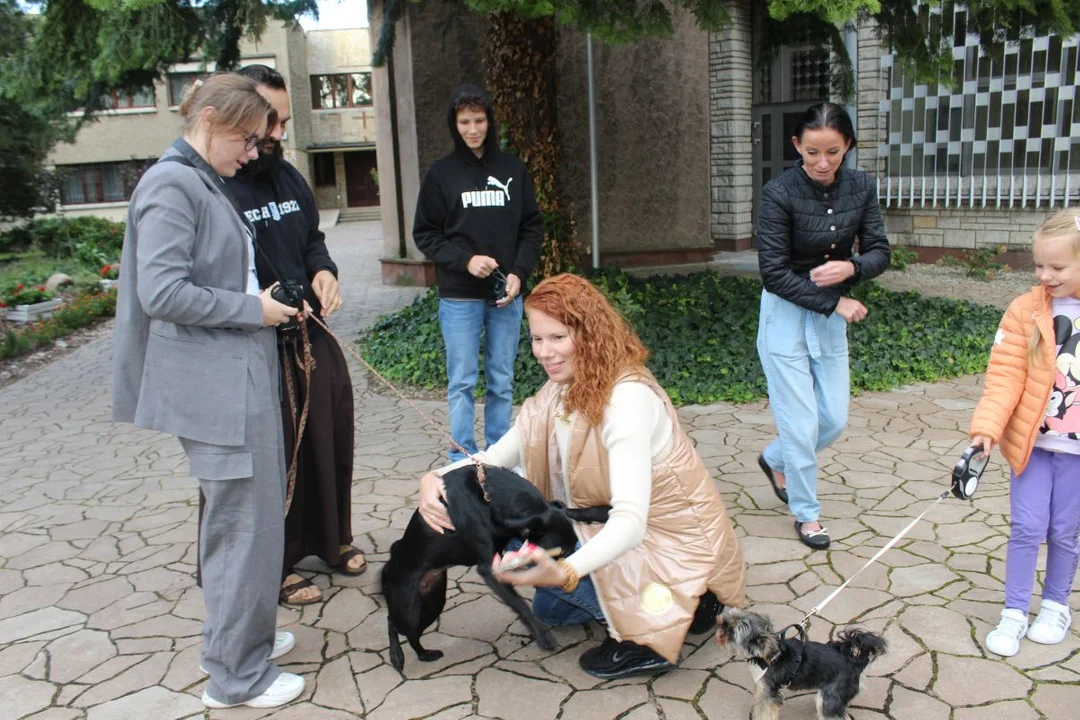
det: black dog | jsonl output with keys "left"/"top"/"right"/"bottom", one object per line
{"left": 715, "top": 608, "right": 887, "bottom": 720}
{"left": 382, "top": 464, "right": 609, "bottom": 670}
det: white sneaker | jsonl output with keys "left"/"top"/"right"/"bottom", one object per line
{"left": 1027, "top": 599, "right": 1072, "bottom": 645}
{"left": 200, "top": 631, "right": 295, "bottom": 673}
{"left": 202, "top": 672, "right": 305, "bottom": 709}
{"left": 985, "top": 608, "right": 1028, "bottom": 657}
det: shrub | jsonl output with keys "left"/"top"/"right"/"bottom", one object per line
{"left": 889, "top": 246, "right": 919, "bottom": 271}
{"left": 0, "top": 284, "right": 55, "bottom": 307}
{"left": 357, "top": 269, "right": 1004, "bottom": 406}
{"left": 0, "top": 289, "right": 116, "bottom": 360}
{"left": 939, "top": 245, "right": 1008, "bottom": 279}
{"left": 0, "top": 216, "right": 125, "bottom": 267}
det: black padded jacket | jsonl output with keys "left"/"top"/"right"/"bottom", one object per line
{"left": 757, "top": 161, "right": 890, "bottom": 315}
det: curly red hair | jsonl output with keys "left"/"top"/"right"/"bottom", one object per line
{"left": 524, "top": 274, "right": 650, "bottom": 427}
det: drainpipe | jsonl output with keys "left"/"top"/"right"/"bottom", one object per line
{"left": 387, "top": 40, "right": 407, "bottom": 258}
{"left": 587, "top": 33, "right": 599, "bottom": 269}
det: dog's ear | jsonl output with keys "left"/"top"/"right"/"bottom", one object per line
{"left": 754, "top": 633, "right": 783, "bottom": 664}
{"left": 549, "top": 500, "right": 566, "bottom": 510}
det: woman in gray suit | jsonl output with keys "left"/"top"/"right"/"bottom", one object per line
{"left": 113, "top": 74, "right": 304, "bottom": 710}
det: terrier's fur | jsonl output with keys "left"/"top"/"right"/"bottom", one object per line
{"left": 715, "top": 608, "right": 887, "bottom": 720}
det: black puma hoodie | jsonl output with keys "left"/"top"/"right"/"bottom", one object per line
{"left": 413, "top": 84, "right": 543, "bottom": 299}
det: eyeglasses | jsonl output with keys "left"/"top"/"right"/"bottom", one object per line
{"left": 242, "top": 133, "right": 261, "bottom": 151}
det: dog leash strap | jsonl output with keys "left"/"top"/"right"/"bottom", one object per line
{"left": 799, "top": 490, "right": 950, "bottom": 628}
{"left": 305, "top": 313, "right": 490, "bottom": 499}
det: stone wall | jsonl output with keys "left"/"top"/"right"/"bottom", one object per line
{"left": 707, "top": 0, "right": 753, "bottom": 250}
{"left": 855, "top": 21, "right": 886, "bottom": 178}
{"left": 409, "top": 1, "right": 488, "bottom": 176}
{"left": 883, "top": 206, "right": 1051, "bottom": 249}
{"left": 558, "top": 14, "right": 711, "bottom": 255}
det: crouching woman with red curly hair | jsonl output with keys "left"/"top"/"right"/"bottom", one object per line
{"left": 418, "top": 273, "right": 746, "bottom": 679}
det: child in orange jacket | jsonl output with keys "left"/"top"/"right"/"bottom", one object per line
{"left": 970, "top": 207, "right": 1080, "bottom": 657}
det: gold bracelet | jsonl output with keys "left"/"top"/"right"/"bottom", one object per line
{"left": 556, "top": 559, "right": 580, "bottom": 593}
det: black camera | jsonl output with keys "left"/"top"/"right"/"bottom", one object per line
{"left": 487, "top": 268, "right": 508, "bottom": 307}
{"left": 271, "top": 280, "right": 305, "bottom": 334}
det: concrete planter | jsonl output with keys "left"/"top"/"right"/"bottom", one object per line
{"left": 5, "top": 298, "right": 64, "bottom": 323}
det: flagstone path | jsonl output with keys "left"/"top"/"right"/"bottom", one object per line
{"left": 0, "top": 221, "right": 1076, "bottom": 719}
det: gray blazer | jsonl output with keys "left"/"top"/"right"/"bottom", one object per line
{"left": 113, "top": 139, "right": 264, "bottom": 446}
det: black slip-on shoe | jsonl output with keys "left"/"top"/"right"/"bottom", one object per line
{"left": 758, "top": 454, "right": 789, "bottom": 504}
{"left": 578, "top": 638, "right": 674, "bottom": 680}
{"left": 689, "top": 590, "right": 723, "bottom": 635}
{"left": 795, "top": 520, "right": 830, "bottom": 550}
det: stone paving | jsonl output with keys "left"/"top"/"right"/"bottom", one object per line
{"left": 0, "top": 221, "right": 1077, "bottom": 719}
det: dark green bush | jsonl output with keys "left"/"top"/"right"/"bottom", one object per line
{"left": 357, "top": 269, "right": 1004, "bottom": 406}
{"left": 0, "top": 216, "right": 125, "bottom": 265}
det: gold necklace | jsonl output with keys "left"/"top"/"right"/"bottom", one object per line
{"left": 555, "top": 387, "right": 570, "bottom": 423}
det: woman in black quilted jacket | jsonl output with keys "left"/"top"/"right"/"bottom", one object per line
{"left": 754, "top": 102, "right": 890, "bottom": 550}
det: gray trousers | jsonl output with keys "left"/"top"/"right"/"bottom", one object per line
{"left": 180, "top": 329, "right": 284, "bottom": 704}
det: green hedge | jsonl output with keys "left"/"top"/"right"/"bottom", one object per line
{"left": 357, "top": 269, "right": 1003, "bottom": 406}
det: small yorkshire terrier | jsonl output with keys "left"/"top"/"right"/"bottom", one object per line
{"left": 716, "top": 608, "right": 887, "bottom": 720}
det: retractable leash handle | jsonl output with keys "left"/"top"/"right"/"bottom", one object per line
{"left": 951, "top": 445, "right": 989, "bottom": 501}
{"left": 797, "top": 448, "right": 985, "bottom": 630}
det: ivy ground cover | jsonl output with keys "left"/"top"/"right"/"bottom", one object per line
{"left": 358, "top": 269, "right": 1003, "bottom": 406}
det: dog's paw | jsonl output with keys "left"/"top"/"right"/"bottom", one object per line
{"left": 389, "top": 644, "right": 405, "bottom": 671}
{"left": 418, "top": 649, "right": 444, "bottom": 662}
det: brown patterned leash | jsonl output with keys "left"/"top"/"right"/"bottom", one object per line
{"left": 306, "top": 313, "right": 490, "bottom": 499}
{"left": 280, "top": 320, "right": 315, "bottom": 514}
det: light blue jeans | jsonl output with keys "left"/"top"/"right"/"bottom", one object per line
{"left": 756, "top": 290, "right": 850, "bottom": 523}
{"left": 438, "top": 297, "right": 523, "bottom": 461}
{"left": 504, "top": 539, "right": 604, "bottom": 625}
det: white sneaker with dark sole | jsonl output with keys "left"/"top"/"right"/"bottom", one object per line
{"left": 1027, "top": 599, "right": 1072, "bottom": 645}
{"left": 202, "top": 672, "right": 304, "bottom": 709}
{"left": 200, "top": 631, "right": 295, "bottom": 674}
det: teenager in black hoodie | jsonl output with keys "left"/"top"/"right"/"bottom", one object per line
{"left": 414, "top": 84, "right": 543, "bottom": 461}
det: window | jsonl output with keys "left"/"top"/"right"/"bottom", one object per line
{"left": 101, "top": 86, "right": 155, "bottom": 110}
{"left": 310, "top": 73, "right": 373, "bottom": 109}
{"left": 59, "top": 161, "right": 154, "bottom": 205}
{"left": 169, "top": 72, "right": 208, "bottom": 106}
{"left": 313, "top": 154, "right": 337, "bottom": 187}
{"left": 882, "top": 6, "right": 1080, "bottom": 181}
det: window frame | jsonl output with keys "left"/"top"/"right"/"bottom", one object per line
{"left": 310, "top": 72, "right": 373, "bottom": 109}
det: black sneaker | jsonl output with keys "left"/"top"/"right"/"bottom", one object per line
{"left": 689, "top": 590, "right": 723, "bottom": 635}
{"left": 578, "top": 637, "right": 674, "bottom": 680}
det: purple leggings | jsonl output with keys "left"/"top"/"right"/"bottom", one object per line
{"left": 1005, "top": 447, "right": 1080, "bottom": 610}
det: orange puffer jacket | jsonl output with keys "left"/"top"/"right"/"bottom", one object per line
{"left": 970, "top": 286, "right": 1057, "bottom": 475}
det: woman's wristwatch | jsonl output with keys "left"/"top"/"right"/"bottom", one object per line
{"left": 556, "top": 559, "right": 580, "bottom": 593}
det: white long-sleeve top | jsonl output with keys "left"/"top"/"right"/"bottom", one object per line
{"left": 435, "top": 381, "right": 672, "bottom": 578}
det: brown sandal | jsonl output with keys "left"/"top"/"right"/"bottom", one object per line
{"left": 280, "top": 575, "right": 322, "bottom": 606}
{"left": 338, "top": 546, "right": 367, "bottom": 576}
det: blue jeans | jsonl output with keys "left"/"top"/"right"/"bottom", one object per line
{"left": 756, "top": 290, "right": 850, "bottom": 523}
{"left": 503, "top": 539, "right": 604, "bottom": 626}
{"left": 438, "top": 297, "right": 523, "bottom": 461}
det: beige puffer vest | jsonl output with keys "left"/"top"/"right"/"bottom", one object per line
{"left": 516, "top": 368, "right": 746, "bottom": 662}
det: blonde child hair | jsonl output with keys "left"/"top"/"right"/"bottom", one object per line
{"left": 1028, "top": 207, "right": 1080, "bottom": 364}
